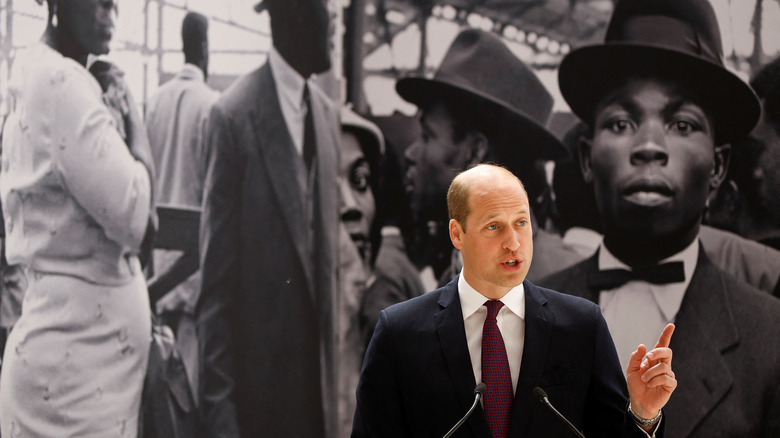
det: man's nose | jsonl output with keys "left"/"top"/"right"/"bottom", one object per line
{"left": 405, "top": 139, "right": 422, "bottom": 167}
{"left": 338, "top": 177, "right": 362, "bottom": 221}
{"left": 631, "top": 124, "right": 669, "bottom": 166}
{"left": 502, "top": 228, "right": 521, "bottom": 252}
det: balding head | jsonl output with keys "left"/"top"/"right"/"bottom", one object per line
{"left": 448, "top": 164, "right": 527, "bottom": 232}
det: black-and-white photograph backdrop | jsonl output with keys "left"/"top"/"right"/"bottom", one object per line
{"left": 0, "top": 0, "right": 778, "bottom": 437}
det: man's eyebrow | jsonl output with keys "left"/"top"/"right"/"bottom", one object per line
{"left": 600, "top": 95, "right": 641, "bottom": 117}
{"left": 482, "top": 208, "right": 530, "bottom": 221}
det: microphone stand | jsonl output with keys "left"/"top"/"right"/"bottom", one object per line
{"left": 533, "top": 387, "right": 586, "bottom": 438}
{"left": 443, "top": 383, "right": 486, "bottom": 438}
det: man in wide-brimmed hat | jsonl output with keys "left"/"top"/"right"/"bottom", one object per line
{"left": 540, "top": 0, "right": 780, "bottom": 436}
{"left": 198, "top": 0, "right": 339, "bottom": 436}
{"left": 395, "top": 28, "right": 581, "bottom": 288}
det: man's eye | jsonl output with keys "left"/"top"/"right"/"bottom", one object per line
{"left": 670, "top": 120, "right": 697, "bottom": 135}
{"left": 350, "top": 161, "right": 371, "bottom": 192}
{"left": 486, "top": 224, "right": 497, "bottom": 230}
{"left": 607, "top": 119, "right": 632, "bottom": 133}
{"left": 518, "top": 220, "right": 527, "bottom": 227}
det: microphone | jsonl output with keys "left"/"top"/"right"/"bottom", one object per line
{"left": 442, "top": 383, "right": 486, "bottom": 438}
{"left": 533, "top": 387, "right": 586, "bottom": 438}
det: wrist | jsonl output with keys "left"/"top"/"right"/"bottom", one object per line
{"left": 628, "top": 403, "right": 662, "bottom": 428}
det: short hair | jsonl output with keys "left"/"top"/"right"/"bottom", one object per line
{"left": 182, "top": 12, "right": 208, "bottom": 64}
{"left": 447, "top": 163, "right": 526, "bottom": 231}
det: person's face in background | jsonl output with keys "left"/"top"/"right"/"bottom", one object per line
{"left": 741, "top": 103, "right": 780, "bottom": 226}
{"left": 404, "top": 101, "right": 476, "bottom": 271}
{"left": 583, "top": 77, "right": 724, "bottom": 256}
{"left": 58, "top": 0, "right": 117, "bottom": 56}
{"left": 450, "top": 168, "right": 534, "bottom": 299}
{"left": 269, "top": 0, "right": 330, "bottom": 77}
{"left": 339, "top": 130, "right": 376, "bottom": 260}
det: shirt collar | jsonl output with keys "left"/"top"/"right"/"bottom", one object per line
{"left": 177, "top": 63, "right": 205, "bottom": 82}
{"left": 598, "top": 237, "right": 698, "bottom": 321}
{"left": 458, "top": 272, "right": 525, "bottom": 321}
{"left": 269, "top": 46, "right": 307, "bottom": 112}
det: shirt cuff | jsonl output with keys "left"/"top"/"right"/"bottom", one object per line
{"left": 634, "top": 414, "right": 661, "bottom": 438}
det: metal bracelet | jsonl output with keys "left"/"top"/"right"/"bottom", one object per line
{"left": 628, "top": 403, "right": 662, "bottom": 427}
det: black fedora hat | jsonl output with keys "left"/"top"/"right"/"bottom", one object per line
{"left": 559, "top": 0, "right": 760, "bottom": 146}
{"left": 396, "top": 28, "right": 568, "bottom": 162}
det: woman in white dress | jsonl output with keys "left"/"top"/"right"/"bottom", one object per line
{"left": 0, "top": 0, "right": 155, "bottom": 436}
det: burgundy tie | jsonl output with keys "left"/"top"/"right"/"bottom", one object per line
{"left": 482, "top": 300, "right": 513, "bottom": 438}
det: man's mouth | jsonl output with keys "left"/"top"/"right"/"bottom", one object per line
{"left": 624, "top": 180, "right": 673, "bottom": 207}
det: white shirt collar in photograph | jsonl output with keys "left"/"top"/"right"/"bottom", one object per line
{"left": 268, "top": 46, "right": 307, "bottom": 155}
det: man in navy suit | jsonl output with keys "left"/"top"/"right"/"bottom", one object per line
{"left": 353, "top": 164, "right": 677, "bottom": 438}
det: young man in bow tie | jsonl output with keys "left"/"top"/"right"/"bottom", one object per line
{"left": 539, "top": 0, "right": 780, "bottom": 436}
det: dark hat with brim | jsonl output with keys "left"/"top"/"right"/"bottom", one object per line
{"left": 396, "top": 29, "right": 568, "bottom": 162}
{"left": 559, "top": 0, "right": 760, "bottom": 146}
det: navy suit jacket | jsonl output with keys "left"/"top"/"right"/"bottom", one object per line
{"left": 352, "top": 277, "right": 662, "bottom": 437}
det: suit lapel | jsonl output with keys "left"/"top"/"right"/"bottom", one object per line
{"left": 248, "top": 64, "right": 314, "bottom": 294}
{"left": 666, "top": 247, "right": 738, "bottom": 437}
{"left": 433, "top": 280, "right": 492, "bottom": 437}
{"left": 510, "top": 281, "right": 552, "bottom": 436}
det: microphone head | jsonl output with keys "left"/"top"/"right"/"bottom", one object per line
{"left": 532, "top": 386, "right": 548, "bottom": 402}
{"left": 474, "top": 383, "right": 487, "bottom": 396}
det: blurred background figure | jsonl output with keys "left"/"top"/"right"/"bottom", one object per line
{"left": 551, "top": 121, "right": 603, "bottom": 257}
{"left": 335, "top": 105, "right": 384, "bottom": 438}
{"left": 0, "top": 118, "right": 27, "bottom": 371}
{"left": 145, "top": 10, "right": 218, "bottom": 413}
{"left": 197, "top": 0, "right": 340, "bottom": 436}
{"left": 396, "top": 28, "right": 578, "bottom": 290}
{"left": 357, "top": 113, "right": 426, "bottom": 352}
{"left": 707, "top": 55, "right": 780, "bottom": 252}
{"left": 0, "top": 0, "right": 156, "bottom": 436}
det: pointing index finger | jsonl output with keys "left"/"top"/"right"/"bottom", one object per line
{"left": 654, "top": 323, "right": 675, "bottom": 349}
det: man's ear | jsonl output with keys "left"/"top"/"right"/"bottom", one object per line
{"left": 465, "top": 131, "right": 489, "bottom": 167}
{"left": 710, "top": 144, "right": 731, "bottom": 193}
{"left": 450, "top": 219, "right": 464, "bottom": 250}
{"left": 579, "top": 135, "right": 594, "bottom": 183}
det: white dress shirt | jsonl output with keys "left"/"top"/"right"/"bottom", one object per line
{"left": 268, "top": 46, "right": 308, "bottom": 157}
{"left": 458, "top": 273, "right": 525, "bottom": 393}
{"left": 598, "top": 239, "right": 698, "bottom": 374}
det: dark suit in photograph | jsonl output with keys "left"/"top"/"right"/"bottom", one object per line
{"left": 352, "top": 276, "right": 662, "bottom": 438}
{"left": 197, "top": 60, "right": 339, "bottom": 437}
{"left": 539, "top": 245, "right": 780, "bottom": 437}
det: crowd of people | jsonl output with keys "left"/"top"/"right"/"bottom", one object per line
{"left": 0, "top": 0, "right": 778, "bottom": 437}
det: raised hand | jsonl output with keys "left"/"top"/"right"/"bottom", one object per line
{"left": 626, "top": 323, "right": 677, "bottom": 421}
